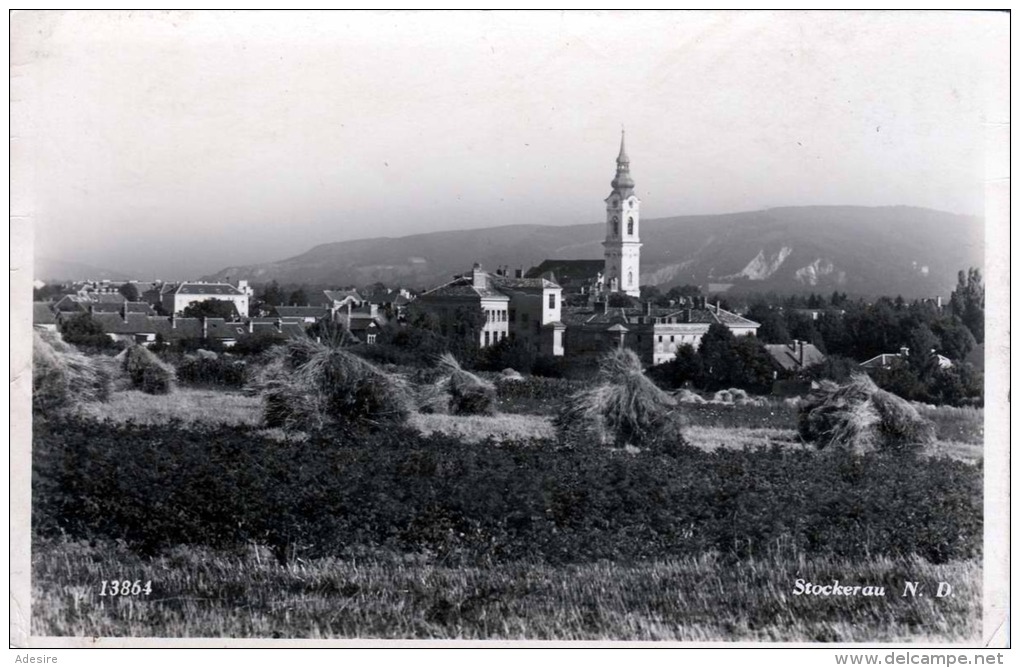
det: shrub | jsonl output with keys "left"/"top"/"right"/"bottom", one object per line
{"left": 555, "top": 348, "right": 687, "bottom": 452}
{"left": 798, "top": 374, "right": 935, "bottom": 456}
{"left": 32, "top": 330, "right": 111, "bottom": 413}
{"left": 255, "top": 334, "right": 413, "bottom": 431}
{"left": 175, "top": 356, "right": 249, "bottom": 389}
{"left": 122, "top": 345, "right": 176, "bottom": 394}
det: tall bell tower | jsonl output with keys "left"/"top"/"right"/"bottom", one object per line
{"left": 602, "top": 129, "right": 642, "bottom": 297}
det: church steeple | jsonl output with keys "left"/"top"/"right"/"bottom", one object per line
{"left": 602, "top": 129, "right": 642, "bottom": 297}
{"left": 611, "top": 128, "right": 635, "bottom": 195}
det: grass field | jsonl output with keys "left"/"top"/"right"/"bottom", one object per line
{"left": 32, "top": 538, "right": 980, "bottom": 642}
{"left": 71, "top": 387, "right": 983, "bottom": 461}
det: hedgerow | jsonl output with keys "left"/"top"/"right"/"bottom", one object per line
{"left": 34, "top": 416, "right": 981, "bottom": 566}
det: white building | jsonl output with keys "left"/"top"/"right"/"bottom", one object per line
{"left": 162, "top": 282, "right": 249, "bottom": 317}
{"left": 602, "top": 130, "right": 642, "bottom": 298}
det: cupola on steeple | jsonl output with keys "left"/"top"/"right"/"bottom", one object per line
{"left": 610, "top": 129, "right": 635, "bottom": 195}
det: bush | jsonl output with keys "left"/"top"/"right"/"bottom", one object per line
{"left": 798, "top": 374, "right": 935, "bottom": 456}
{"left": 255, "top": 334, "right": 413, "bottom": 431}
{"left": 33, "top": 416, "right": 982, "bottom": 565}
{"left": 122, "top": 345, "right": 176, "bottom": 394}
{"left": 555, "top": 348, "right": 687, "bottom": 452}
{"left": 32, "top": 330, "right": 111, "bottom": 414}
{"left": 175, "top": 356, "right": 249, "bottom": 389}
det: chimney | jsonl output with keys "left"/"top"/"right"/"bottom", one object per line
{"left": 248, "top": 319, "right": 254, "bottom": 334}
{"left": 602, "top": 299, "right": 609, "bottom": 315}
{"left": 684, "top": 308, "right": 692, "bottom": 323}
{"left": 122, "top": 304, "right": 129, "bottom": 323}
{"left": 798, "top": 340, "right": 805, "bottom": 366}
{"left": 201, "top": 316, "right": 208, "bottom": 339}
{"left": 645, "top": 301, "right": 653, "bottom": 316}
{"left": 472, "top": 263, "right": 486, "bottom": 289}
{"left": 899, "top": 346, "right": 910, "bottom": 358}
{"left": 515, "top": 267, "right": 523, "bottom": 279}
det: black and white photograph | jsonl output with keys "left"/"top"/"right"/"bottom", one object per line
{"left": 9, "top": 9, "right": 1009, "bottom": 650}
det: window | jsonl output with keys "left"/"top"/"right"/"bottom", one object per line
{"left": 484, "top": 331, "right": 490, "bottom": 346}
{"left": 627, "top": 217, "right": 634, "bottom": 235}
{"left": 658, "top": 336, "right": 663, "bottom": 342}
{"left": 628, "top": 271, "right": 633, "bottom": 286}
{"left": 670, "top": 335, "right": 675, "bottom": 342}
{"left": 509, "top": 309, "right": 516, "bottom": 322}
{"left": 613, "top": 216, "right": 619, "bottom": 235}
{"left": 366, "top": 334, "right": 376, "bottom": 344}
{"left": 548, "top": 293, "right": 555, "bottom": 309}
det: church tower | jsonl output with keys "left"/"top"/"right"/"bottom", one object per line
{"left": 602, "top": 129, "right": 642, "bottom": 297}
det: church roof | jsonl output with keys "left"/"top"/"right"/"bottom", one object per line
{"left": 525, "top": 259, "right": 603, "bottom": 284}
{"left": 420, "top": 276, "right": 509, "bottom": 301}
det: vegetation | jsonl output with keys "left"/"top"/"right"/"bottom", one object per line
{"left": 174, "top": 356, "right": 249, "bottom": 389}
{"left": 650, "top": 324, "right": 775, "bottom": 394}
{"left": 33, "top": 416, "right": 981, "bottom": 566}
{"left": 117, "top": 282, "right": 139, "bottom": 301}
{"left": 427, "top": 353, "right": 496, "bottom": 415}
{"left": 32, "top": 331, "right": 111, "bottom": 414}
{"left": 181, "top": 299, "right": 239, "bottom": 320}
{"left": 556, "top": 349, "right": 687, "bottom": 452}
{"left": 798, "top": 374, "right": 935, "bottom": 456}
{"left": 32, "top": 538, "right": 980, "bottom": 641}
{"left": 122, "top": 344, "right": 176, "bottom": 394}
{"left": 256, "top": 334, "right": 413, "bottom": 431}
{"left": 59, "top": 312, "right": 122, "bottom": 351}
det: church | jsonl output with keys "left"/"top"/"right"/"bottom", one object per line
{"left": 417, "top": 132, "right": 759, "bottom": 365}
{"left": 531, "top": 131, "right": 761, "bottom": 365}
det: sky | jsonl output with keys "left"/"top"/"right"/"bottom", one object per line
{"left": 12, "top": 10, "right": 1006, "bottom": 279}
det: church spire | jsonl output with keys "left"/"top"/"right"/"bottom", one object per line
{"left": 611, "top": 127, "right": 635, "bottom": 194}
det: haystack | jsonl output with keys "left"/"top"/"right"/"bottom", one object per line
{"left": 122, "top": 344, "right": 176, "bottom": 394}
{"left": 256, "top": 335, "right": 413, "bottom": 431}
{"left": 674, "top": 388, "right": 706, "bottom": 404}
{"left": 798, "top": 373, "right": 934, "bottom": 456}
{"left": 555, "top": 348, "right": 687, "bottom": 451}
{"left": 429, "top": 352, "right": 496, "bottom": 415}
{"left": 32, "top": 330, "right": 111, "bottom": 413}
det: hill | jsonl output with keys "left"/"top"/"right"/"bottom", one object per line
{"left": 206, "top": 206, "right": 983, "bottom": 299}
{"left": 34, "top": 257, "right": 133, "bottom": 283}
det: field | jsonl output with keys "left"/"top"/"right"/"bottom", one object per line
{"left": 34, "top": 539, "right": 979, "bottom": 641}
{"left": 32, "top": 361, "right": 985, "bottom": 642}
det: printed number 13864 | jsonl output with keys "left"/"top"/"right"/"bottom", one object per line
{"left": 99, "top": 580, "right": 153, "bottom": 596}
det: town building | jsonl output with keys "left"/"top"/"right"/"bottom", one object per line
{"left": 414, "top": 264, "right": 511, "bottom": 350}
{"left": 764, "top": 340, "right": 826, "bottom": 374}
{"left": 562, "top": 297, "right": 759, "bottom": 366}
{"left": 161, "top": 282, "right": 250, "bottom": 317}
{"left": 860, "top": 347, "right": 952, "bottom": 370}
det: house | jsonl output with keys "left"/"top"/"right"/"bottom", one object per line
{"left": 562, "top": 297, "right": 760, "bottom": 366}
{"left": 360, "top": 287, "right": 414, "bottom": 320}
{"left": 324, "top": 289, "right": 363, "bottom": 310}
{"left": 53, "top": 292, "right": 127, "bottom": 314}
{"left": 765, "top": 340, "right": 826, "bottom": 374}
{"left": 272, "top": 305, "right": 332, "bottom": 325}
{"left": 860, "top": 347, "right": 952, "bottom": 370}
{"left": 161, "top": 282, "right": 250, "bottom": 317}
{"left": 415, "top": 263, "right": 566, "bottom": 353}
{"left": 489, "top": 271, "right": 565, "bottom": 356}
